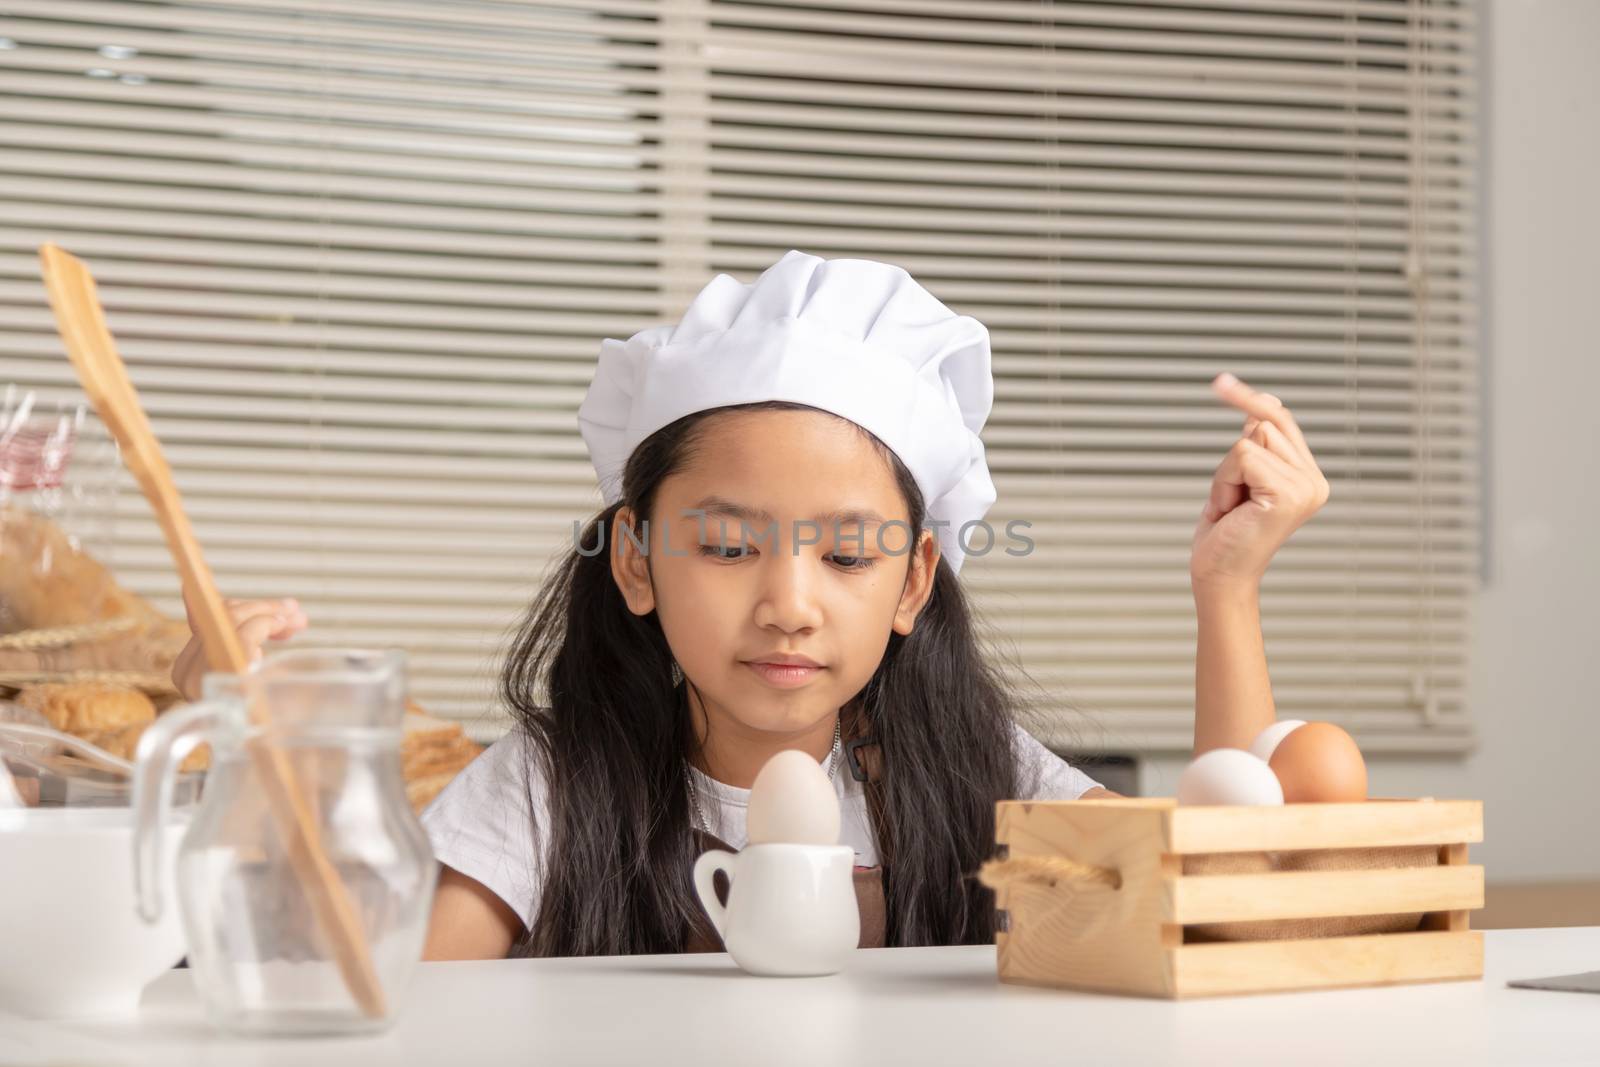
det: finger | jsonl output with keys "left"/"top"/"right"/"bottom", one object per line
{"left": 257, "top": 597, "right": 307, "bottom": 632}
{"left": 1205, "top": 437, "right": 1301, "bottom": 520}
{"left": 1255, "top": 394, "right": 1314, "bottom": 466}
{"left": 186, "top": 586, "right": 287, "bottom": 631}
{"left": 1258, "top": 419, "right": 1332, "bottom": 508}
{"left": 1202, "top": 474, "right": 1249, "bottom": 524}
{"left": 1213, "top": 374, "right": 1307, "bottom": 455}
{"left": 222, "top": 598, "right": 298, "bottom": 630}
{"left": 1206, "top": 440, "right": 1263, "bottom": 523}
{"left": 268, "top": 610, "right": 309, "bottom": 639}
{"left": 170, "top": 639, "right": 202, "bottom": 699}
{"left": 1254, "top": 418, "right": 1304, "bottom": 470}
{"left": 235, "top": 613, "right": 284, "bottom": 664}
{"left": 1211, "top": 373, "right": 1315, "bottom": 467}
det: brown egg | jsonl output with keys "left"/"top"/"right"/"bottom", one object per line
{"left": 1267, "top": 721, "right": 1367, "bottom": 803}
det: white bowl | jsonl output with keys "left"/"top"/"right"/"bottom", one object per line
{"left": 0, "top": 807, "right": 187, "bottom": 1017}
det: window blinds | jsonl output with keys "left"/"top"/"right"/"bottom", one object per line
{"left": 0, "top": 0, "right": 1477, "bottom": 753}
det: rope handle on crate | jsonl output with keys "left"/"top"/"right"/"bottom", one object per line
{"left": 978, "top": 852, "right": 1122, "bottom": 892}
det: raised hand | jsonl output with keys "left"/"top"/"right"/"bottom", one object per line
{"left": 1191, "top": 372, "right": 1331, "bottom": 590}
{"left": 170, "top": 592, "right": 308, "bottom": 701}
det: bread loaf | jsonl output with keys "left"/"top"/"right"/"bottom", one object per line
{"left": 16, "top": 681, "right": 156, "bottom": 734}
{"left": 0, "top": 508, "right": 162, "bottom": 632}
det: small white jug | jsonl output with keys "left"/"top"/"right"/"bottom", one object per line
{"left": 692, "top": 843, "right": 858, "bottom": 976}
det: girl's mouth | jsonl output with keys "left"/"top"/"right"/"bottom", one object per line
{"left": 743, "top": 662, "right": 825, "bottom": 688}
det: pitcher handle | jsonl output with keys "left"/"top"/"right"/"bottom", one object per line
{"left": 692, "top": 849, "right": 737, "bottom": 940}
{"left": 131, "top": 699, "right": 226, "bottom": 923}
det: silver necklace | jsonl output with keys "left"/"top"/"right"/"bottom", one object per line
{"left": 684, "top": 718, "right": 842, "bottom": 836}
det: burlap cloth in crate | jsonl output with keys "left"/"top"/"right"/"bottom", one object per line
{"left": 1181, "top": 845, "right": 1438, "bottom": 941}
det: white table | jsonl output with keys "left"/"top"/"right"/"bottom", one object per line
{"left": 3, "top": 927, "right": 1597, "bottom": 1066}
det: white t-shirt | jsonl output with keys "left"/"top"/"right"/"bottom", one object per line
{"left": 420, "top": 723, "right": 1102, "bottom": 928}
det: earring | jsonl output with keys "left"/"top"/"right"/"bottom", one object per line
{"left": 670, "top": 659, "right": 685, "bottom": 686}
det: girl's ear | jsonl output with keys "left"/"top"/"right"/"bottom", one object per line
{"left": 610, "top": 506, "right": 657, "bottom": 616}
{"left": 891, "top": 530, "right": 940, "bottom": 636}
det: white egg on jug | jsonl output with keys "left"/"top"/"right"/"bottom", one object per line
{"left": 1249, "top": 719, "right": 1307, "bottom": 763}
{"left": 745, "top": 749, "right": 841, "bottom": 845}
{"left": 1175, "top": 748, "right": 1284, "bottom": 806}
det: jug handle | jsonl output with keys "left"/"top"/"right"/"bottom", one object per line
{"left": 692, "top": 849, "right": 737, "bottom": 940}
{"left": 131, "top": 699, "right": 225, "bottom": 924}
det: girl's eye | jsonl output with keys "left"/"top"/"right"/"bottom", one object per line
{"left": 698, "top": 545, "right": 872, "bottom": 569}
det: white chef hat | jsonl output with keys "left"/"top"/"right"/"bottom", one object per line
{"left": 577, "top": 250, "right": 996, "bottom": 573}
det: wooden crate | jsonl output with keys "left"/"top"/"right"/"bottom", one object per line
{"left": 993, "top": 797, "right": 1484, "bottom": 999}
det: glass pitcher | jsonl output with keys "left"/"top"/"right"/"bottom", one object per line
{"left": 132, "top": 649, "right": 437, "bottom": 1035}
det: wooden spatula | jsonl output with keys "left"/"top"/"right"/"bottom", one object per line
{"left": 38, "top": 243, "right": 387, "bottom": 1019}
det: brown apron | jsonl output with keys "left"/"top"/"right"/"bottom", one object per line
{"left": 683, "top": 828, "right": 887, "bottom": 953}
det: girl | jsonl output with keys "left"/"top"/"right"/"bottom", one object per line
{"left": 173, "top": 251, "right": 1329, "bottom": 961}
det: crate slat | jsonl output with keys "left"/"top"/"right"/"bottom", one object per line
{"left": 1166, "top": 800, "right": 1483, "bottom": 853}
{"left": 1420, "top": 842, "right": 1476, "bottom": 932}
{"left": 1169, "top": 930, "right": 1484, "bottom": 998}
{"left": 1165, "top": 864, "right": 1485, "bottom": 924}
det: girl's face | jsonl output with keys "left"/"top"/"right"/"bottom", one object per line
{"left": 611, "top": 408, "right": 938, "bottom": 742}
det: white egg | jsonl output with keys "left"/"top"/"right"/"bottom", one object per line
{"left": 1248, "top": 719, "right": 1308, "bottom": 763}
{"left": 745, "top": 749, "right": 841, "bottom": 846}
{"left": 1176, "top": 748, "right": 1285, "bottom": 806}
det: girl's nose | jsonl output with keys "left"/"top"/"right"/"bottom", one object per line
{"left": 752, "top": 543, "right": 824, "bottom": 634}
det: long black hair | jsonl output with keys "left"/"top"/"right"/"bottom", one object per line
{"left": 502, "top": 401, "right": 1022, "bottom": 956}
